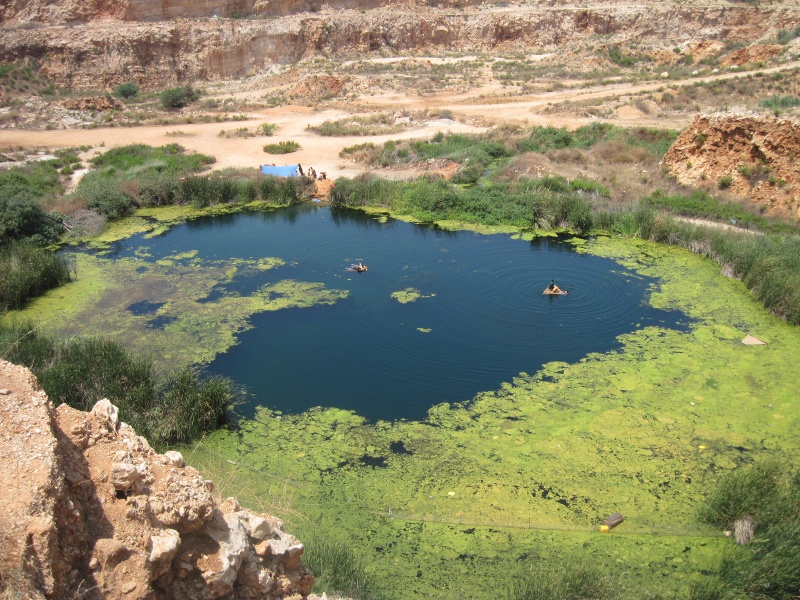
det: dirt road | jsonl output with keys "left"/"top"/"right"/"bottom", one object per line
{"left": 2, "top": 60, "right": 797, "bottom": 178}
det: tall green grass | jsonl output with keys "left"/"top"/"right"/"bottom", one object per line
{"left": 302, "top": 536, "right": 389, "bottom": 600}
{"left": 0, "top": 242, "right": 71, "bottom": 310}
{"left": 509, "top": 560, "right": 615, "bottom": 600}
{"left": 331, "top": 174, "right": 610, "bottom": 233}
{"left": 759, "top": 95, "right": 800, "bottom": 109}
{"left": 517, "top": 122, "right": 679, "bottom": 159}
{"left": 693, "top": 461, "right": 800, "bottom": 599}
{"left": 0, "top": 322, "right": 241, "bottom": 451}
{"left": 88, "top": 143, "right": 214, "bottom": 172}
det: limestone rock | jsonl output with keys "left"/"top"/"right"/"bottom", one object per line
{"left": 0, "top": 359, "right": 314, "bottom": 600}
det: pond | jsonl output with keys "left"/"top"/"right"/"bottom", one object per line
{"left": 88, "top": 203, "right": 691, "bottom": 422}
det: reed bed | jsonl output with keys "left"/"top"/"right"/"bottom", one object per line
{"left": 0, "top": 241, "right": 71, "bottom": 310}
{"left": 0, "top": 322, "right": 241, "bottom": 451}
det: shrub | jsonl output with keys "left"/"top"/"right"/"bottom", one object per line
{"left": 263, "top": 141, "right": 301, "bottom": 154}
{"left": 160, "top": 86, "right": 201, "bottom": 109}
{"left": 451, "top": 163, "right": 483, "bottom": 185}
{"left": 608, "top": 45, "right": 635, "bottom": 67}
{"left": 260, "top": 122, "right": 277, "bottom": 136}
{"left": 0, "top": 194, "right": 63, "bottom": 245}
{"left": 77, "top": 177, "right": 136, "bottom": 219}
{"left": 136, "top": 172, "right": 181, "bottom": 207}
{"left": 113, "top": 81, "right": 139, "bottom": 99}
{"left": 718, "top": 175, "right": 733, "bottom": 190}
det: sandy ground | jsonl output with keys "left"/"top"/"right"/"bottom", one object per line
{"left": 2, "top": 59, "right": 799, "bottom": 180}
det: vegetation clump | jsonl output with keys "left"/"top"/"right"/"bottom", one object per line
{"left": 310, "top": 114, "right": 408, "bottom": 136}
{"left": 263, "top": 141, "right": 301, "bottom": 154}
{"left": 693, "top": 461, "right": 800, "bottom": 599}
{"left": 113, "top": 81, "right": 139, "bottom": 99}
{"left": 509, "top": 560, "right": 614, "bottom": 600}
{"left": 302, "top": 536, "right": 388, "bottom": 600}
{"left": 0, "top": 322, "right": 240, "bottom": 449}
{"left": 160, "top": 85, "right": 201, "bottom": 109}
{"left": 0, "top": 241, "right": 71, "bottom": 311}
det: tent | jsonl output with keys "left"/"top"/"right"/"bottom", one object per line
{"left": 261, "top": 165, "right": 299, "bottom": 177}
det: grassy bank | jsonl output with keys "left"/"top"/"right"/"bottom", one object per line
{"left": 73, "top": 144, "right": 310, "bottom": 218}
{"left": 0, "top": 321, "right": 240, "bottom": 450}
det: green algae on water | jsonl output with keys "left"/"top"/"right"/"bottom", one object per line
{"left": 391, "top": 287, "right": 436, "bottom": 304}
{"left": 185, "top": 235, "right": 800, "bottom": 599}
{"left": 9, "top": 251, "right": 348, "bottom": 370}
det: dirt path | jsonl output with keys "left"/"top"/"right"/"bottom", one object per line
{"left": 0, "top": 107, "right": 485, "bottom": 179}
{"left": 2, "top": 60, "right": 798, "bottom": 178}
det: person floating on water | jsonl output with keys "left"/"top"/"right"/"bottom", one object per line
{"left": 544, "top": 278, "right": 567, "bottom": 295}
{"left": 348, "top": 262, "right": 368, "bottom": 272}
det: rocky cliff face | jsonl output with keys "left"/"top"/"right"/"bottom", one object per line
{"left": 0, "top": 359, "right": 314, "bottom": 600}
{"left": 662, "top": 113, "right": 800, "bottom": 217}
{"left": 0, "top": 2, "right": 797, "bottom": 91}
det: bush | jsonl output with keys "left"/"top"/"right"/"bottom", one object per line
{"left": 113, "top": 81, "right": 139, "bottom": 99}
{"left": 136, "top": 172, "right": 181, "bottom": 207}
{"left": 263, "top": 141, "right": 301, "bottom": 154}
{"left": 0, "top": 194, "right": 63, "bottom": 245}
{"left": 718, "top": 175, "right": 733, "bottom": 190}
{"left": 260, "top": 122, "right": 277, "bottom": 136}
{"left": 160, "top": 86, "right": 201, "bottom": 109}
{"left": 77, "top": 177, "right": 136, "bottom": 219}
{"left": 608, "top": 45, "right": 635, "bottom": 67}
{"left": 0, "top": 241, "right": 71, "bottom": 310}
{"left": 451, "top": 163, "right": 483, "bottom": 185}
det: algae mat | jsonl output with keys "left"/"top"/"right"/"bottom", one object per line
{"left": 187, "top": 235, "right": 800, "bottom": 598}
{"left": 8, "top": 250, "right": 348, "bottom": 370}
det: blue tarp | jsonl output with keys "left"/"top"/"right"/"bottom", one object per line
{"left": 261, "top": 165, "right": 298, "bottom": 177}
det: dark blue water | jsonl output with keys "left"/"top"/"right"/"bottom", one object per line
{"left": 104, "top": 204, "right": 691, "bottom": 422}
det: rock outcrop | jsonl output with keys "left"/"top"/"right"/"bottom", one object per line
{"left": 661, "top": 112, "right": 800, "bottom": 217}
{"left": 0, "top": 3, "right": 797, "bottom": 90}
{"left": 0, "top": 359, "right": 314, "bottom": 599}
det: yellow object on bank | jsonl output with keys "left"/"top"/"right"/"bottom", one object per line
{"left": 599, "top": 525, "right": 610, "bottom": 533}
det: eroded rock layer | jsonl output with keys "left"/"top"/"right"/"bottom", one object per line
{"left": 0, "top": 3, "right": 798, "bottom": 90}
{"left": 662, "top": 113, "right": 800, "bottom": 217}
